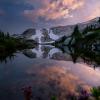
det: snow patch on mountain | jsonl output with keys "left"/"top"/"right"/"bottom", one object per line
{"left": 21, "top": 17, "right": 100, "bottom": 43}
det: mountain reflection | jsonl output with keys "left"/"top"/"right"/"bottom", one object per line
{"left": 22, "top": 45, "right": 100, "bottom": 68}
{"left": 0, "top": 45, "right": 100, "bottom": 100}
{"left": 0, "top": 44, "right": 99, "bottom": 68}
{"left": 23, "top": 45, "right": 61, "bottom": 59}
{"left": 0, "top": 50, "right": 16, "bottom": 63}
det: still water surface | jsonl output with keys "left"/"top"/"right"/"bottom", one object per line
{"left": 0, "top": 45, "right": 100, "bottom": 100}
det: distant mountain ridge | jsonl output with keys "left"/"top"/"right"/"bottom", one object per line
{"left": 51, "top": 17, "right": 100, "bottom": 36}
{"left": 18, "top": 17, "right": 100, "bottom": 43}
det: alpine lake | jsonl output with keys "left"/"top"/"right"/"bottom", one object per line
{"left": 0, "top": 44, "right": 100, "bottom": 100}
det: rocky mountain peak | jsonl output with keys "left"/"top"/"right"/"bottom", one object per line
{"left": 22, "top": 28, "right": 36, "bottom": 38}
{"left": 20, "top": 17, "right": 100, "bottom": 43}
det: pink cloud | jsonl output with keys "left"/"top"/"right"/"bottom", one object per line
{"left": 87, "top": 3, "right": 100, "bottom": 20}
{"left": 23, "top": 0, "right": 84, "bottom": 21}
{"left": 22, "top": 0, "right": 100, "bottom": 27}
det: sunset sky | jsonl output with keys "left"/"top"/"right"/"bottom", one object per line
{"left": 0, "top": 0, "right": 100, "bottom": 34}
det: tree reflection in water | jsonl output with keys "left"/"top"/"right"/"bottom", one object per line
{"left": 0, "top": 50, "right": 16, "bottom": 63}
{"left": 0, "top": 45, "right": 100, "bottom": 68}
{"left": 0, "top": 45, "right": 100, "bottom": 100}
{"left": 58, "top": 46, "right": 100, "bottom": 68}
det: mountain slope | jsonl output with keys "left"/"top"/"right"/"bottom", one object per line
{"left": 51, "top": 17, "right": 100, "bottom": 36}
{"left": 19, "top": 17, "right": 100, "bottom": 43}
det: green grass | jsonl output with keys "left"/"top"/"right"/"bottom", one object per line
{"left": 91, "top": 87, "right": 100, "bottom": 100}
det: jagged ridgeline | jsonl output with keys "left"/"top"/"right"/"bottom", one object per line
{"left": 53, "top": 17, "right": 100, "bottom": 48}
{"left": 15, "top": 17, "right": 100, "bottom": 46}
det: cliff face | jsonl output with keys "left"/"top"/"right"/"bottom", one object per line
{"left": 41, "top": 29, "right": 53, "bottom": 42}
{"left": 22, "top": 29, "right": 36, "bottom": 38}
{"left": 51, "top": 25, "right": 75, "bottom": 36}
{"left": 22, "top": 28, "right": 54, "bottom": 43}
